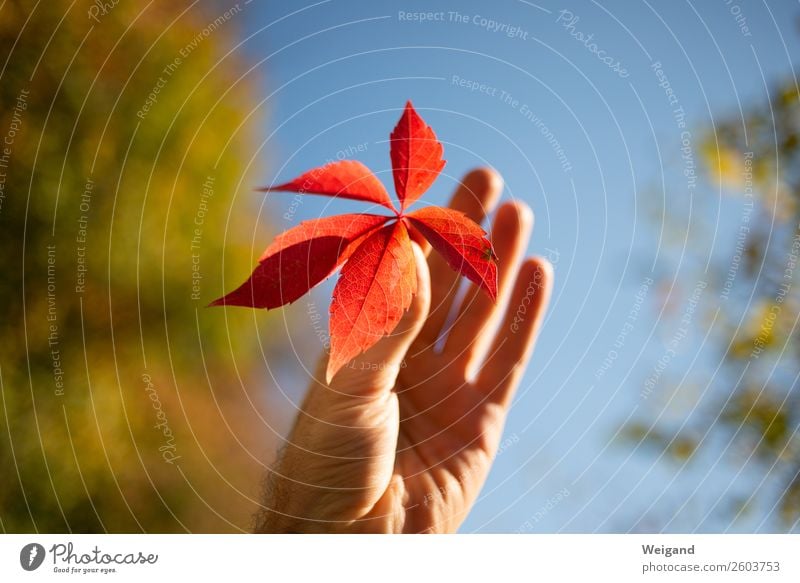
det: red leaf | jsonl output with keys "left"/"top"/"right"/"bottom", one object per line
{"left": 209, "top": 237, "right": 347, "bottom": 309}
{"left": 258, "top": 160, "right": 396, "bottom": 212}
{"left": 211, "top": 101, "right": 509, "bottom": 383}
{"left": 327, "top": 221, "right": 417, "bottom": 381}
{"left": 390, "top": 101, "right": 446, "bottom": 210}
{"left": 406, "top": 207, "right": 497, "bottom": 301}
{"left": 258, "top": 213, "right": 389, "bottom": 263}
{"left": 211, "top": 214, "right": 389, "bottom": 309}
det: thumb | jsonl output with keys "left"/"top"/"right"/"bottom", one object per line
{"left": 264, "top": 244, "right": 431, "bottom": 530}
{"left": 326, "top": 241, "right": 431, "bottom": 395}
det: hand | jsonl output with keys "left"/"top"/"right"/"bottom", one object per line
{"left": 256, "top": 168, "right": 553, "bottom": 533}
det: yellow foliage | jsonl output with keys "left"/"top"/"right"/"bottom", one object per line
{"left": 0, "top": 0, "right": 284, "bottom": 531}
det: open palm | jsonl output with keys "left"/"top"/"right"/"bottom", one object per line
{"left": 256, "top": 169, "right": 552, "bottom": 533}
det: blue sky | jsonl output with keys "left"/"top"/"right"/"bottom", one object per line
{"left": 230, "top": 0, "right": 800, "bottom": 532}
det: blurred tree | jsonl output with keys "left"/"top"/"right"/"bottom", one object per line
{"left": 626, "top": 78, "right": 800, "bottom": 529}
{"left": 0, "top": 0, "right": 282, "bottom": 531}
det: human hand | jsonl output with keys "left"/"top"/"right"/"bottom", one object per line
{"left": 256, "top": 168, "right": 553, "bottom": 533}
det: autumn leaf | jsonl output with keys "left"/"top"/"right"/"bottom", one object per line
{"left": 406, "top": 207, "right": 498, "bottom": 301}
{"left": 328, "top": 221, "right": 417, "bottom": 377}
{"left": 258, "top": 160, "right": 397, "bottom": 212}
{"left": 257, "top": 213, "right": 390, "bottom": 263}
{"left": 210, "top": 214, "right": 389, "bottom": 309}
{"left": 211, "top": 101, "right": 497, "bottom": 382}
{"left": 390, "top": 101, "right": 446, "bottom": 210}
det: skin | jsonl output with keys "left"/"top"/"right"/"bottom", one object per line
{"left": 256, "top": 168, "right": 553, "bottom": 533}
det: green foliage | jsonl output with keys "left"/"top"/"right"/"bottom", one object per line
{"left": 629, "top": 77, "right": 800, "bottom": 529}
{"left": 1, "top": 0, "right": 277, "bottom": 531}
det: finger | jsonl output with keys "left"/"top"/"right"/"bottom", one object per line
{"left": 327, "top": 242, "right": 431, "bottom": 397}
{"left": 443, "top": 202, "right": 533, "bottom": 377}
{"left": 414, "top": 167, "right": 503, "bottom": 348}
{"left": 475, "top": 257, "right": 553, "bottom": 409}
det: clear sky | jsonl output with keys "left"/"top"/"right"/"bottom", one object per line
{"left": 231, "top": 0, "right": 800, "bottom": 532}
